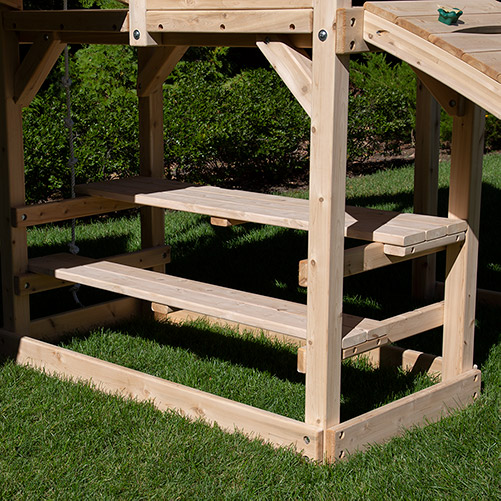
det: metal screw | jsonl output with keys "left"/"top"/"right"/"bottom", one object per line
{"left": 133, "top": 29, "right": 141, "bottom": 40}
{"left": 24, "top": 282, "right": 30, "bottom": 289}
{"left": 21, "top": 214, "right": 27, "bottom": 221}
{"left": 318, "top": 29, "right": 328, "bottom": 42}
{"left": 449, "top": 100, "right": 456, "bottom": 107}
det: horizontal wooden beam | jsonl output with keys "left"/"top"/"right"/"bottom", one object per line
{"left": 16, "top": 245, "right": 171, "bottom": 295}
{"left": 0, "top": 329, "right": 323, "bottom": 459}
{"left": 12, "top": 196, "right": 136, "bottom": 227}
{"left": 298, "top": 242, "right": 448, "bottom": 287}
{"left": 210, "top": 217, "right": 246, "bottom": 227}
{"left": 29, "top": 297, "right": 143, "bottom": 342}
{"left": 14, "top": 33, "right": 64, "bottom": 108}
{"left": 0, "top": 0, "right": 22, "bottom": 10}
{"left": 145, "top": 9, "right": 313, "bottom": 34}
{"left": 325, "top": 369, "right": 480, "bottom": 461}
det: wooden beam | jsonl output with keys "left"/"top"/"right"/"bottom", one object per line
{"left": 118, "top": 0, "right": 313, "bottom": 8}
{"left": 305, "top": 0, "right": 350, "bottom": 434}
{"left": 443, "top": 100, "right": 485, "bottom": 381}
{"left": 256, "top": 39, "right": 312, "bottom": 116}
{"left": 0, "top": 18, "right": 30, "bottom": 334}
{"left": 412, "top": 67, "right": 465, "bottom": 117}
{"left": 129, "top": 0, "right": 157, "bottom": 46}
{"left": 138, "top": 48, "right": 166, "bottom": 277}
{"left": 12, "top": 196, "right": 136, "bottom": 228}
{"left": 325, "top": 369, "right": 480, "bottom": 461}
{"left": 0, "top": 0, "right": 21, "bottom": 9}
{"left": 335, "top": 7, "right": 369, "bottom": 54}
{"left": 210, "top": 217, "right": 246, "bottom": 227}
{"left": 137, "top": 45, "right": 187, "bottom": 97}
{"left": 412, "top": 77, "right": 440, "bottom": 301}
{"left": 16, "top": 246, "right": 171, "bottom": 295}
{"left": 298, "top": 242, "right": 448, "bottom": 287}
{"left": 14, "top": 33, "right": 64, "bottom": 108}
{"left": 28, "top": 298, "right": 143, "bottom": 342}
{"left": 146, "top": 9, "right": 313, "bottom": 34}
{"left": 298, "top": 344, "right": 443, "bottom": 375}
{"left": 0, "top": 330, "right": 323, "bottom": 459}
{"left": 4, "top": 10, "right": 129, "bottom": 33}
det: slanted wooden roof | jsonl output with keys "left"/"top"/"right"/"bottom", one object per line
{"left": 364, "top": 1, "right": 501, "bottom": 118}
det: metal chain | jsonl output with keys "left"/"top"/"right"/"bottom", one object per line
{"left": 62, "top": 0, "right": 83, "bottom": 307}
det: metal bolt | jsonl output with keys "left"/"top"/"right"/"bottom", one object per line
{"left": 21, "top": 214, "right": 27, "bottom": 221}
{"left": 449, "top": 100, "right": 456, "bottom": 107}
{"left": 318, "top": 29, "right": 328, "bottom": 42}
{"left": 24, "top": 282, "right": 30, "bottom": 289}
{"left": 303, "top": 436, "right": 311, "bottom": 444}
{"left": 133, "top": 29, "right": 141, "bottom": 40}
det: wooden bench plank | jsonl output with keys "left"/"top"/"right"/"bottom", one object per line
{"left": 76, "top": 177, "right": 466, "bottom": 248}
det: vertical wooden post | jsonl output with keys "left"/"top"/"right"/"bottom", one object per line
{"left": 442, "top": 100, "right": 485, "bottom": 381}
{"left": 0, "top": 14, "right": 30, "bottom": 334}
{"left": 138, "top": 48, "right": 165, "bottom": 275}
{"left": 412, "top": 78, "right": 440, "bottom": 301}
{"left": 305, "top": 0, "right": 350, "bottom": 448}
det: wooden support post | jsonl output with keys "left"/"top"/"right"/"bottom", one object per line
{"left": 443, "top": 100, "right": 485, "bottom": 381}
{"left": 412, "top": 78, "right": 440, "bottom": 301}
{"left": 138, "top": 48, "right": 167, "bottom": 277}
{"left": 305, "top": 0, "right": 350, "bottom": 439}
{"left": 0, "top": 16, "right": 30, "bottom": 334}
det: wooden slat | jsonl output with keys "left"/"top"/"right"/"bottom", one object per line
{"left": 0, "top": 330, "right": 323, "bottom": 459}
{"left": 363, "top": 11, "right": 501, "bottom": 120}
{"left": 12, "top": 196, "right": 136, "bottom": 228}
{"left": 17, "top": 246, "right": 171, "bottom": 295}
{"left": 325, "top": 369, "right": 480, "bottom": 460}
{"left": 383, "top": 232, "right": 465, "bottom": 257}
{"left": 462, "top": 51, "right": 501, "bottom": 84}
{"left": 76, "top": 177, "right": 466, "bottom": 247}
{"left": 256, "top": 39, "right": 312, "bottom": 116}
{"left": 146, "top": 9, "right": 313, "bottom": 34}
{"left": 14, "top": 33, "right": 64, "bottom": 108}
{"left": 29, "top": 298, "right": 143, "bottom": 341}
{"left": 0, "top": 0, "right": 22, "bottom": 8}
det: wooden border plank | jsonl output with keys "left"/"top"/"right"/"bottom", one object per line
{"left": 12, "top": 196, "right": 136, "bottom": 228}
{"left": 325, "top": 369, "right": 480, "bottom": 461}
{"left": 28, "top": 298, "right": 143, "bottom": 342}
{"left": 118, "top": 0, "right": 313, "bottom": 8}
{"left": 14, "top": 33, "right": 64, "bottom": 108}
{"left": 0, "top": 330, "right": 323, "bottom": 459}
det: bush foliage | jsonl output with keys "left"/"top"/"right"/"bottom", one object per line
{"left": 22, "top": 38, "right": 499, "bottom": 202}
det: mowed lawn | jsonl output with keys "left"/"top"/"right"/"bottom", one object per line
{"left": 1, "top": 155, "right": 500, "bottom": 499}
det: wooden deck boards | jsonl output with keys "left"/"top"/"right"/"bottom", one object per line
{"left": 76, "top": 176, "right": 466, "bottom": 249}
{"left": 365, "top": 1, "right": 501, "bottom": 85}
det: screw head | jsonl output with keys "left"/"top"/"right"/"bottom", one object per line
{"left": 133, "top": 29, "right": 141, "bottom": 40}
{"left": 303, "top": 436, "right": 311, "bottom": 444}
{"left": 449, "top": 100, "right": 456, "bottom": 107}
{"left": 318, "top": 29, "right": 328, "bottom": 42}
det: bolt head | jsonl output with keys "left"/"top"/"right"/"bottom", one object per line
{"left": 318, "top": 29, "right": 328, "bottom": 42}
{"left": 133, "top": 29, "right": 141, "bottom": 40}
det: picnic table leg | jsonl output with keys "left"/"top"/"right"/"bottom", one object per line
{"left": 442, "top": 100, "right": 485, "bottom": 381}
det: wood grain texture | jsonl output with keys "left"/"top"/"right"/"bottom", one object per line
{"left": 326, "top": 369, "right": 480, "bottom": 461}
{"left": 0, "top": 330, "right": 323, "bottom": 459}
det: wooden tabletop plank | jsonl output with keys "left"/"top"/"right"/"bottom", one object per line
{"left": 462, "top": 50, "right": 501, "bottom": 82}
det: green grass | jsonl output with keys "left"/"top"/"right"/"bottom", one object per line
{"left": 1, "top": 154, "right": 500, "bottom": 499}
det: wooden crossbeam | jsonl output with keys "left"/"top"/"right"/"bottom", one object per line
{"left": 14, "top": 33, "right": 64, "bottom": 108}
{"left": 0, "top": 1, "right": 22, "bottom": 10}
{"left": 12, "top": 196, "right": 136, "bottom": 228}
{"left": 257, "top": 39, "right": 312, "bottom": 116}
{"left": 325, "top": 369, "right": 480, "bottom": 460}
{"left": 118, "top": 0, "right": 314, "bottom": 8}
{"left": 0, "top": 329, "right": 323, "bottom": 459}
